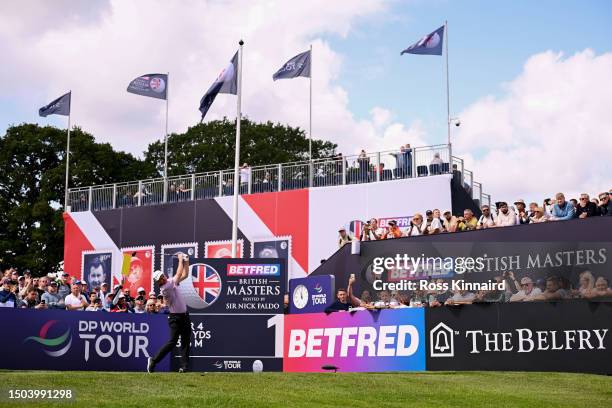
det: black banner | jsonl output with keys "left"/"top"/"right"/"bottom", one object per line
{"left": 172, "top": 314, "right": 283, "bottom": 372}
{"left": 426, "top": 302, "right": 612, "bottom": 374}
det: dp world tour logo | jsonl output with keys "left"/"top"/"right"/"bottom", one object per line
{"left": 314, "top": 283, "right": 323, "bottom": 294}
{"left": 179, "top": 263, "right": 222, "bottom": 309}
{"left": 24, "top": 320, "right": 73, "bottom": 357}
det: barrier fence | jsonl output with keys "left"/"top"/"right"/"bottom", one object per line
{"left": 67, "top": 144, "right": 491, "bottom": 212}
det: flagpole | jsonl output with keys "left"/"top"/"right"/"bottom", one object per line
{"left": 164, "top": 72, "right": 170, "bottom": 179}
{"left": 309, "top": 44, "right": 313, "bottom": 161}
{"left": 231, "top": 40, "right": 244, "bottom": 258}
{"left": 64, "top": 108, "right": 71, "bottom": 210}
{"left": 445, "top": 20, "right": 451, "bottom": 148}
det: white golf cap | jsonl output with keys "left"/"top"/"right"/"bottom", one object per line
{"left": 153, "top": 270, "right": 165, "bottom": 282}
{"left": 443, "top": 209, "right": 451, "bottom": 214}
{"left": 137, "top": 287, "right": 145, "bottom": 293}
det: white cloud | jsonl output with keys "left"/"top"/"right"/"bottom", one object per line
{"left": 454, "top": 49, "right": 612, "bottom": 203}
{"left": 0, "top": 0, "right": 423, "bottom": 160}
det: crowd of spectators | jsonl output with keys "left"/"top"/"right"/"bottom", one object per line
{"left": 0, "top": 268, "right": 168, "bottom": 313}
{"left": 338, "top": 190, "right": 612, "bottom": 247}
{"left": 325, "top": 270, "right": 612, "bottom": 313}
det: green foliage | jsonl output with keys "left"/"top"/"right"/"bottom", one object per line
{"left": 0, "top": 124, "right": 154, "bottom": 275}
{"left": 144, "top": 117, "right": 337, "bottom": 175}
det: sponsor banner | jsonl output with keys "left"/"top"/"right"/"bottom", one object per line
{"left": 0, "top": 308, "right": 170, "bottom": 371}
{"left": 175, "top": 258, "right": 287, "bottom": 314}
{"left": 81, "top": 250, "right": 112, "bottom": 289}
{"left": 426, "top": 302, "right": 612, "bottom": 374}
{"left": 172, "top": 314, "right": 283, "bottom": 372}
{"left": 289, "top": 275, "right": 335, "bottom": 314}
{"left": 283, "top": 308, "right": 426, "bottom": 372}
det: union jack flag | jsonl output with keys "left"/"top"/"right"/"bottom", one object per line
{"left": 192, "top": 264, "right": 221, "bottom": 304}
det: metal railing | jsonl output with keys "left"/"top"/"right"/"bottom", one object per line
{"left": 67, "top": 144, "right": 491, "bottom": 212}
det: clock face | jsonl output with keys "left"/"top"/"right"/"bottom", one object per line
{"left": 293, "top": 285, "right": 309, "bottom": 309}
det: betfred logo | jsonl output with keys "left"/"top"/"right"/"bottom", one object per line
{"left": 227, "top": 264, "right": 280, "bottom": 276}
{"left": 288, "top": 325, "right": 420, "bottom": 358}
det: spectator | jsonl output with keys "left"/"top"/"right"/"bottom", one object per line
{"left": 551, "top": 193, "right": 575, "bottom": 220}
{"left": 391, "top": 146, "right": 407, "bottom": 178}
{"left": 357, "top": 149, "right": 370, "bottom": 182}
{"left": 430, "top": 152, "right": 444, "bottom": 166}
{"left": 403, "top": 144, "right": 412, "bottom": 177}
{"left": 240, "top": 163, "right": 251, "bottom": 189}
{"left": 361, "top": 218, "right": 383, "bottom": 241}
{"left": 477, "top": 205, "right": 496, "bottom": 229}
{"left": 428, "top": 209, "right": 444, "bottom": 234}
{"left": 360, "top": 290, "right": 372, "bottom": 305}
{"left": 575, "top": 193, "right": 598, "bottom": 218}
{"left": 146, "top": 299, "right": 158, "bottom": 313}
{"left": 445, "top": 289, "right": 475, "bottom": 305}
{"left": 528, "top": 202, "right": 538, "bottom": 219}
{"left": 99, "top": 282, "right": 109, "bottom": 302}
{"left": 148, "top": 291, "right": 157, "bottom": 301}
{"left": 0, "top": 277, "right": 17, "bottom": 308}
{"left": 338, "top": 228, "right": 353, "bottom": 248}
{"left": 531, "top": 277, "right": 567, "bottom": 301}
{"left": 543, "top": 198, "right": 554, "bottom": 216}
{"left": 570, "top": 198, "right": 578, "bottom": 208}
{"left": 136, "top": 287, "right": 147, "bottom": 300}
{"left": 583, "top": 277, "right": 612, "bottom": 299}
{"left": 65, "top": 283, "right": 89, "bottom": 311}
{"left": 133, "top": 296, "right": 146, "bottom": 313}
{"left": 36, "top": 276, "right": 49, "bottom": 299}
{"left": 456, "top": 209, "right": 478, "bottom": 231}
{"left": 514, "top": 199, "right": 530, "bottom": 225}
{"left": 57, "top": 273, "right": 71, "bottom": 299}
{"left": 576, "top": 271, "right": 595, "bottom": 298}
{"left": 81, "top": 280, "right": 90, "bottom": 298}
{"left": 495, "top": 202, "right": 517, "bottom": 227}
{"left": 325, "top": 276, "right": 360, "bottom": 312}
{"left": 122, "top": 288, "right": 134, "bottom": 308}
{"left": 85, "top": 298, "right": 103, "bottom": 311}
{"left": 529, "top": 207, "right": 548, "bottom": 223}
{"left": 598, "top": 192, "right": 611, "bottom": 216}
{"left": 442, "top": 210, "right": 457, "bottom": 232}
{"left": 385, "top": 220, "right": 403, "bottom": 239}
{"left": 42, "top": 281, "right": 64, "bottom": 309}
{"left": 17, "top": 275, "right": 27, "bottom": 298}
{"left": 20, "top": 288, "right": 46, "bottom": 309}
{"left": 509, "top": 276, "right": 542, "bottom": 301}
{"left": 157, "top": 295, "right": 169, "bottom": 314}
{"left": 406, "top": 213, "right": 426, "bottom": 236}
{"left": 111, "top": 293, "right": 130, "bottom": 313}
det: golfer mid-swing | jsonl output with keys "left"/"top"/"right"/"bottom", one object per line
{"left": 147, "top": 254, "right": 191, "bottom": 373}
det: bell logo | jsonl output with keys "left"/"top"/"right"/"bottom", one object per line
{"left": 430, "top": 322, "right": 454, "bottom": 357}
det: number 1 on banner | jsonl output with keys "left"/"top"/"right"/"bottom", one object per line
{"left": 267, "top": 315, "right": 284, "bottom": 358}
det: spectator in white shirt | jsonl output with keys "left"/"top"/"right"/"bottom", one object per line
{"left": 495, "top": 202, "right": 517, "bottom": 227}
{"left": 406, "top": 213, "right": 426, "bottom": 236}
{"left": 64, "top": 283, "right": 89, "bottom": 311}
{"left": 428, "top": 209, "right": 444, "bottom": 234}
{"left": 239, "top": 163, "right": 251, "bottom": 186}
{"left": 529, "top": 207, "right": 548, "bottom": 223}
{"left": 509, "top": 276, "right": 542, "bottom": 301}
{"left": 430, "top": 152, "right": 444, "bottom": 166}
{"left": 477, "top": 205, "right": 496, "bottom": 229}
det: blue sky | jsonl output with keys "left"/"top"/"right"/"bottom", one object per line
{"left": 324, "top": 0, "right": 612, "bottom": 144}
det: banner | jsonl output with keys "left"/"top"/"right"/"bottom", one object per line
{"left": 126, "top": 73, "right": 168, "bottom": 100}
{"left": 173, "top": 258, "right": 287, "bottom": 314}
{"left": 81, "top": 250, "right": 112, "bottom": 289}
{"left": 173, "top": 314, "right": 283, "bottom": 372}
{"left": 426, "top": 302, "right": 611, "bottom": 374}
{"left": 0, "top": 309, "right": 170, "bottom": 371}
{"left": 283, "top": 308, "right": 426, "bottom": 372}
{"left": 121, "top": 247, "right": 154, "bottom": 297}
{"left": 289, "top": 275, "right": 335, "bottom": 314}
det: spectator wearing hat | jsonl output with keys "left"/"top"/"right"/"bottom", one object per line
{"left": 598, "top": 192, "right": 611, "bottom": 216}
{"left": 111, "top": 293, "right": 130, "bottom": 312}
{"left": 42, "top": 281, "right": 64, "bottom": 309}
{"left": 509, "top": 275, "right": 542, "bottom": 301}
{"left": 495, "top": 202, "right": 517, "bottom": 227}
{"left": 137, "top": 287, "right": 147, "bottom": 299}
{"left": 133, "top": 296, "right": 146, "bottom": 313}
{"left": 0, "top": 277, "right": 17, "bottom": 308}
{"left": 551, "top": 192, "right": 575, "bottom": 221}
{"left": 477, "top": 205, "right": 496, "bottom": 229}
{"left": 514, "top": 199, "right": 529, "bottom": 224}
{"left": 575, "top": 193, "right": 598, "bottom": 218}
{"left": 57, "top": 273, "right": 71, "bottom": 299}
{"left": 406, "top": 213, "right": 427, "bottom": 236}
{"left": 338, "top": 228, "right": 353, "bottom": 248}
{"left": 80, "top": 280, "right": 90, "bottom": 298}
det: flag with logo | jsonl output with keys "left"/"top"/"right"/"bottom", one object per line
{"left": 272, "top": 50, "right": 311, "bottom": 81}
{"left": 401, "top": 25, "right": 444, "bottom": 56}
{"left": 39, "top": 92, "right": 71, "bottom": 117}
{"left": 199, "top": 51, "right": 238, "bottom": 120}
{"left": 127, "top": 73, "right": 168, "bottom": 100}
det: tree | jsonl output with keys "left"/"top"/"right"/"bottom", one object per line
{"left": 144, "top": 118, "right": 337, "bottom": 175}
{"left": 0, "top": 124, "right": 155, "bottom": 275}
